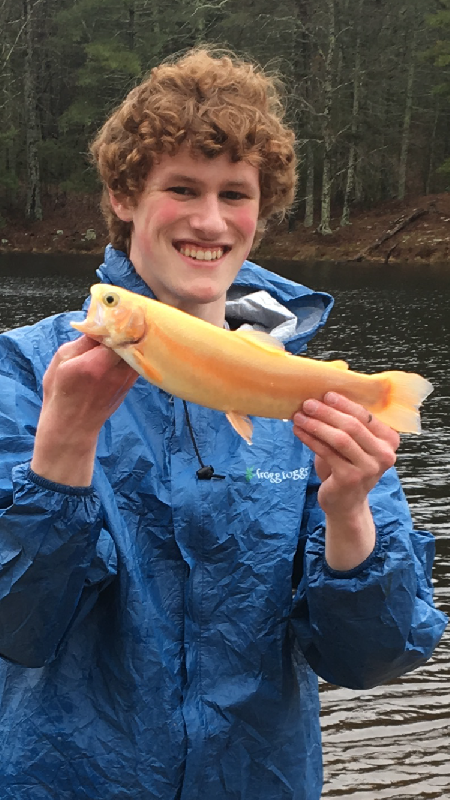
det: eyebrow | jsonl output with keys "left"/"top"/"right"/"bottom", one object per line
{"left": 164, "top": 173, "right": 199, "bottom": 184}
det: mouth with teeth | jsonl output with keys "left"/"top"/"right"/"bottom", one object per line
{"left": 174, "top": 242, "right": 230, "bottom": 262}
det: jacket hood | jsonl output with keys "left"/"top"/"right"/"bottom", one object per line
{"left": 95, "top": 245, "right": 334, "bottom": 354}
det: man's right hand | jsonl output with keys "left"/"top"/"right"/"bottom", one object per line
{"left": 31, "top": 335, "right": 138, "bottom": 487}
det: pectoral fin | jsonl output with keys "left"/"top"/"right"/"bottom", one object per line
{"left": 226, "top": 412, "right": 253, "bottom": 445}
{"left": 130, "top": 348, "right": 163, "bottom": 385}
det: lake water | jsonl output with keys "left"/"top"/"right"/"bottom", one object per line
{"left": 0, "top": 253, "right": 449, "bottom": 799}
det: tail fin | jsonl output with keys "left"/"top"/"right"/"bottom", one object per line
{"left": 375, "top": 372, "right": 433, "bottom": 434}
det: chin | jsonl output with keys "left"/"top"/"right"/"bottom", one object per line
{"left": 182, "top": 283, "right": 224, "bottom": 305}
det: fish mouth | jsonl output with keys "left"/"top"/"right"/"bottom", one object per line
{"left": 72, "top": 301, "right": 110, "bottom": 340}
{"left": 71, "top": 318, "right": 108, "bottom": 340}
{"left": 72, "top": 316, "right": 146, "bottom": 347}
{"left": 72, "top": 305, "right": 147, "bottom": 347}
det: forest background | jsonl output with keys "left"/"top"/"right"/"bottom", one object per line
{"left": 1, "top": 0, "right": 450, "bottom": 263}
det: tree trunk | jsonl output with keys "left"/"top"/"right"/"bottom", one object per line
{"left": 304, "top": 139, "right": 314, "bottom": 227}
{"left": 290, "top": 0, "right": 315, "bottom": 228}
{"left": 424, "top": 96, "right": 439, "bottom": 195}
{"left": 317, "top": 0, "right": 335, "bottom": 235}
{"left": 341, "top": 0, "right": 363, "bottom": 226}
{"left": 128, "top": 2, "right": 135, "bottom": 51}
{"left": 23, "top": 0, "right": 42, "bottom": 221}
{"left": 398, "top": 28, "right": 417, "bottom": 201}
{"left": 319, "top": 155, "right": 332, "bottom": 234}
{"left": 4, "top": 50, "right": 17, "bottom": 203}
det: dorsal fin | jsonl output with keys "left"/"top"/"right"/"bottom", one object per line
{"left": 328, "top": 360, "right": 349, "bottom": 370}
{"left": 233, "top": 329, "right": 286, "bottom": 354}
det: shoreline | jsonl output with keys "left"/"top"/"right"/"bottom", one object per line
{"left": 1, "top": 191, "right": 449, "bottom": 266}
{"left": 1, "top": 249, "right": 448, "bottom": 268}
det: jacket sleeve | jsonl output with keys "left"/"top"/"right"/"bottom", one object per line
{"left": 290, "top": 464, "right": 448, "bottom": 689}
{"left": 0, "top": 340, "right": 117, "bottom": 669}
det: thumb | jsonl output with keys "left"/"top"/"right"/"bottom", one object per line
{"left": 58, "top": 334, "right": 102, "bottom": 363}
{"left": 315, "top": 455, "right": 331, "bottom": 483}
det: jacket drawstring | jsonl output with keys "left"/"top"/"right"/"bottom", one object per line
{"left": 182, "top": 400, "right": 225, "bottom": 481}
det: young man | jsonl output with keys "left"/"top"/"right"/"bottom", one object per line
{"left": 0, "top": 48, "right": 446, "bottom": 800}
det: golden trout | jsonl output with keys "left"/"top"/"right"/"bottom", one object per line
{"left": 72, "top": 284, "right": 433, "bottom": 444}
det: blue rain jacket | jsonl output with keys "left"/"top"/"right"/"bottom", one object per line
{"left": 0, "top": 246, "right": 446, "bottom": 800}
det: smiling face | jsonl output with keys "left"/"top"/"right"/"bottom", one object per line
{"left": 110, "top": 147, "right": 260, "bottom": 326}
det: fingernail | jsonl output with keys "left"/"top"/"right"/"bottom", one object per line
{"left": 324, "top": 392, "right": 338, "bottom": 405}
{"left": 303, "top": 399, "right": 318, "bottom": 414}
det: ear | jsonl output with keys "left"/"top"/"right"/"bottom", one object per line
{"left": 109, "top": 189, "right": 134, "bottom": 222}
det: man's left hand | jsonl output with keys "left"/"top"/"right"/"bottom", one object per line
{"left": 292, "top": 392, "right": 400, "bottom": 570}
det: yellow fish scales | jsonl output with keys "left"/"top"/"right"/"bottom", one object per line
{"left": 72, "top": 284, "right": 433, "bottom": 444}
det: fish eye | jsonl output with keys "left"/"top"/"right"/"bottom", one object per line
{"left": 102, "top": 292, "right": 120, "bottom": 307}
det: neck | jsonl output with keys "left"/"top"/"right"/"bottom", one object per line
{"left": 166, "top": 296, "right": 226, "bottom": 327}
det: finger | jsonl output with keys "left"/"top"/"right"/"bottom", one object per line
{"left": 323, "top": 392, "right": 400, "bottom": 448}
{"left": 293, "top": 411, "right": 374, "bottom": 468}
{"left": 57, "top": 335, "right": 102, "bottom": 363}
{"left": 48, "top": 343, "right": 135, "bottom": 403}
{"left": 293, "top": 407, "right": 396, "bottom": 474}
{"left": 293, "top": 423, "right": 387, "bottom": 502}
{"left": 78, "top": 343, "right": 131, "bottom": 373}
{"left": 293, "top": 423, "right": 352, "bottom": 465}
{"left": 108, "top": 371, "right": 140, "bottom": 409}
{"left": 295, "top": 395, "right": 400, "bottom": 457}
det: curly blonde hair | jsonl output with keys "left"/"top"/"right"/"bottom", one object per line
{"left": 90, "top": 48, "right": 297, "bottom": 254}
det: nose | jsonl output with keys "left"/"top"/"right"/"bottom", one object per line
{"left": 189, "top": 194, "right": 227, "bottom": 239}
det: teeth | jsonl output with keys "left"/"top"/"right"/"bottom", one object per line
{"left": 179, "top": 246, "right": 224, "bottom": 261}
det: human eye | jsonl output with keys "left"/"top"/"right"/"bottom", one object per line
{"left": 221, "top": 190, "right": 248, "bottom": 201}
{"left": 167, "top": 185, "right": 195, "bottom": 196}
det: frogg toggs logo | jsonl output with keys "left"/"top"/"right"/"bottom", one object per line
{"left": 245, "top": 466, "right": 308, "bottom": 484}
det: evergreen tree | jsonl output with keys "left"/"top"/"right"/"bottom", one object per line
{"left": 0, "top": 0, "right": 448, "bottom": 225}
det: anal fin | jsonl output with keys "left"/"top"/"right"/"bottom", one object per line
{"left": 226, "top": 412, "right": 253, "bottom": 445}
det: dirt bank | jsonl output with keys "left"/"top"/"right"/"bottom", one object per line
{"left": 1, "top": 192, "right": 449, "bottom": 264}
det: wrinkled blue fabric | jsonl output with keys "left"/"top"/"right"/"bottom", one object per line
{"left": 0, "top": 246, "right": 446, "bottom": 800}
